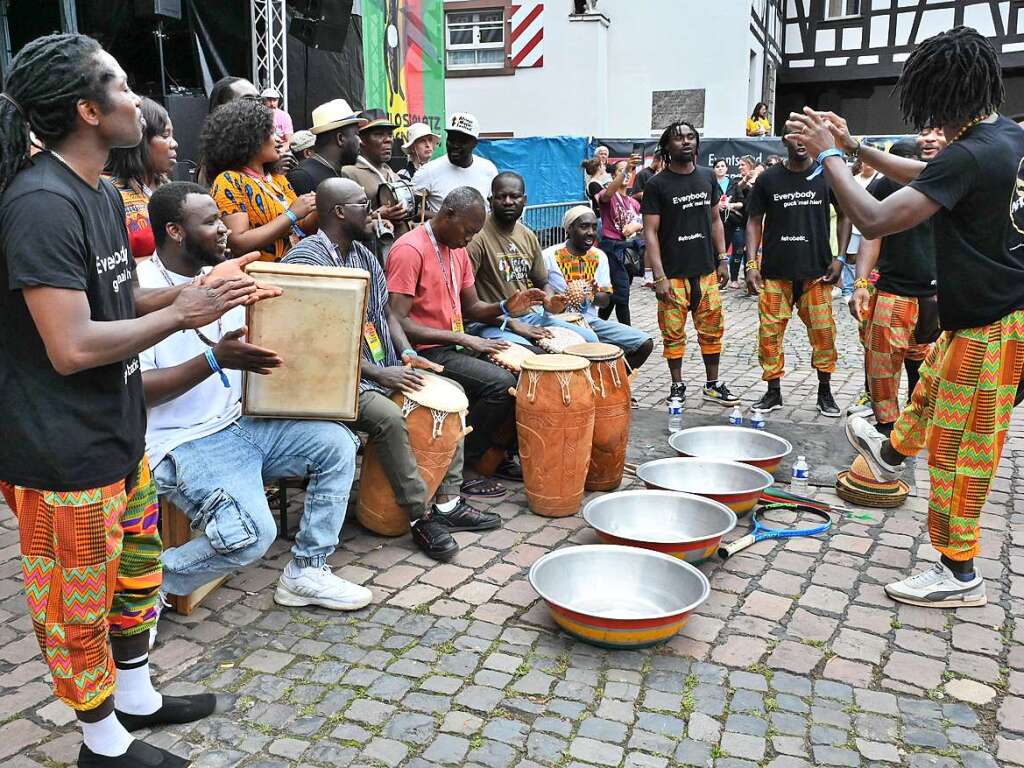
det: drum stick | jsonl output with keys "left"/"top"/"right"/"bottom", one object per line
{"left": 420, "top": 192, "right": 428, "bottom": 225}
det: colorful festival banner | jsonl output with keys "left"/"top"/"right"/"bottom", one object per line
{"left": 362, "top": 0, "right": 446, "bottom": 143}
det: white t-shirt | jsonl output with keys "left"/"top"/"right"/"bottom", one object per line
{"left": 137, "top": 257, "right": 245, "bottom": 468}
{"left": 412, "top": 154, "right": 498, "bottom": 213}
{"left": 541, "top": 242, "right": 612, "bottom": 320}
{"left": 848, "top": 172, "right": 879, "bottom": 251}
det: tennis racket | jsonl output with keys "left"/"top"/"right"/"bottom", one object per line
{"left": 718, "top": 501, "right": 833, "bottom": 559}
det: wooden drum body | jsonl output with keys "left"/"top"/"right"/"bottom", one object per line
{"left": 357, "top": 373, "right": 469, "bottom": 536}
{"left": 565, "top": 343, "right": 631, "bottom": 491}
{"left": 243, "top": 262, "right": 369, "bottom": 420}
{"left": 516, "top": 355, "right": 595, "bottom": 517}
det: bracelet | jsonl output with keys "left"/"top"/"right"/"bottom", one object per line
{"left": 499, "top": 299, "right": 509, "bottom": 316}
{"left": 848, "top": 140, "right": 863, "bottom": 158}
{"left": 837, "top": 256, "right": 847, "bottom": 265}
{"left": 746, "top": 260, "right": 759, "bottom": 272}
{"left": 717, "top": 253, "right": 729, "bottom": 263}
{"left": 400, "top": 348, "right": 417, "bottom": 358}
{"left": 204, "top": 349, "right": 231, "bottom": 388}
{"left": 808, "top": 148, "right": 845, "bottom": 179}
{"left": 854, "top": 277, "right": 871, "bottom": 290}
{"left": 654, "top": 275, "right": 669, "bottom": 284}
{"left": 284, "top": 208, "right": 298, "bottom": 225}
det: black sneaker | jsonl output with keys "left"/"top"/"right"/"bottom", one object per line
{"left": 431, "top": 498, "right": 501, "bottom": 532}
{"left": 669, "top": 382, "right": 686, "bottom": 401}
{"left": 817, "top": 389, "right": 841, "bottom": 418}
{"left": 752, "top": 388, "right": 783, "bottom": 412}
{"left": 78, "top": 740, "right": 189, "bottom": 768}
{"left": 702, "top": 381, "right": 739, "bottom": 406}
{"left": 411, "top": 518, "right": 459, "bottom": 561}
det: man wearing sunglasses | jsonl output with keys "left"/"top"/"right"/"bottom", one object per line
{"left": 283, "top": 178, "right": 501, "bottom": 561}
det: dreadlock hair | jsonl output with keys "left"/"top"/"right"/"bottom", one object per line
{"left": 0, "top": 33, "right": 115, "bottom": 196}
{"left": 657, "top": 121, "right": 701, "bottom": 160}
{"left": 897, "top": 26, "right": 1003, "bottom": 131}
{"left": 105, "top": 97, "right": 172, "bottom": 193}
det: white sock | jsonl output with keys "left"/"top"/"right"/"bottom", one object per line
{"left": 80, "top": 710, "right": 134, "bottom": 757}
{"left": 434, "top": 498, "right": 458, "bottom": 513}
{"left": 113, "top": 653, "right": 162, "bottom": 716}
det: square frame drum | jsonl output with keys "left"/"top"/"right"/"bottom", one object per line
{"left": 243, "top": 262, "right": 369, "bottom": 420}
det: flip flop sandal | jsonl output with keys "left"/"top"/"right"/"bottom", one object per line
{"left": 492, "top": 459, "right": 524, "bottom": 482}
{"left": 460, "top": 478, "right": 507, "bottom": 498}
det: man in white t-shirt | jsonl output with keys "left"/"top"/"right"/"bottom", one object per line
{"left": 542, "top": 206, "right": 653, "bottom": 370}
{"left": 138, "top": 182, "right": 371, "bottom": 614}
{"left": 413, "top": 112, "right": 498, "bottom": 214}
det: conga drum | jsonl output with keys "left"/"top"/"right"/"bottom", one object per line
{"left": 565, "top": 343, "right": 631, "bottom": 491}
{"left": 357, "top": 372, "right": 469, "bottom": 536}
{"left": 515, "top": 355, "right": 596, "bottom": 517}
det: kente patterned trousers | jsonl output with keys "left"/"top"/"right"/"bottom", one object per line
{"left": 1, "top": 458, "right": 162, "bottom": 710}
{"left": 860, "top": 290, "right": 932, "bottom": 424}
{"left": 890, "top": 310, "right": 1024, "bottom": 561}
{"left": 657, "top": 273, "right": 724, "bottom": 360}
{"left": 757, "top": 278, "right": 837, "bottom": 380}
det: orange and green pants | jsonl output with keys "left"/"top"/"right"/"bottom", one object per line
{"left": 657, "top": 273, "right": 724, "bottom": 360}
{"left": 1, "top": 458, "right": 162, "bottom": 711}
{"left": 861, "top": 291, "right": 933, "bottom": 424}
{"left": 758, "top": 278, "right": 837, "bottom": 380}
{"left": 891, "top": 310, "right": 1024, "bottom": 561}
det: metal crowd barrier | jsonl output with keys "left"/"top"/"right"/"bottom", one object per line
{"left": 523, "top": 201, "right": 586, "bottom": 249}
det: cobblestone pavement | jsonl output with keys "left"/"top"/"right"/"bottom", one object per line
{"left": 3, "top": 284, "right": 1023, "bottom": 768}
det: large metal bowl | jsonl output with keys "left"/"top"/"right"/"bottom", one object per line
{"left": 583, "top": 490, "right": 737, "bottom": 563}
{"left": 528, "top": 545, "right": 710, "bottom": 649}
{"left": 635, "top": 457, "right": 773, "bottom": 515}
{"left": 669, "top": 426, "right": 792, "bottom": 474}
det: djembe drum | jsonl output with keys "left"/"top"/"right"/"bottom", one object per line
{"left": 489, "top": 344, "right": 538, "bottom": 374}
{"left": 551, "top": 312, "right": 592, "bottom": 331}
{"left": 357, "top": 372, "right": 470, "bottom": 535}
{"left": 515, "top": 354, "right": 595, "bottom": 517}
{"left": 537, "top": 325, "right": 588, "bottom": 354}
{"left": 565, "top": 343, "right": 631, "bottom": 491}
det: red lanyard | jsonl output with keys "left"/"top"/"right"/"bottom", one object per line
{"left": 425, "top": 223, "right": 461, "bottom": 315}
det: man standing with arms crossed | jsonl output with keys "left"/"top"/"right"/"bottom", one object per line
{"left": 642, "top": 122, "right": 738, "bottom": 405}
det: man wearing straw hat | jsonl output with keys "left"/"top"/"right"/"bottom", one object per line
{"left": 286, "top": 99, "right": 364, "bottom": 196}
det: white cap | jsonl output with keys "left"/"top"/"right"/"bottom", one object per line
{"left": 290, "top": 130, "right": 315, "bottom": 152}
{"left": 402, "top": 122, "right": 442, "bottom": 151}
{"left": 260, "top": 86, "right": 281, "bottom": 99}
{"left": 446, "top": 112, "right": 480, "bottom": 139}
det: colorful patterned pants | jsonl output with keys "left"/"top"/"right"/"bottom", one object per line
{"left": 1, "top": 458, "right": 162, "bottom": 711}
{"left": 657, "top": 273, "right": 724, "bottom": 360}
{"left": 891, "top": 310, "right": 1024, "bottom": 561}
{"left": 758, "top": 278, "right": 837, "bottom": 380}
{"left": 862, "top": 291, "right": 932, "bottom": 424}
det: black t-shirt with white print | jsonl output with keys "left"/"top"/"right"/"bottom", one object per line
{"left": 746, "top": 163, "right": 836, "bottom": 281}
{"left": 0, "top": 152, "right": 145, "bottom": 490}
{"left": 640, "top": 166, "right": 718, "bottom": 278}
{"left": 908, "top": 115, "right": 1024, "bottom": 330}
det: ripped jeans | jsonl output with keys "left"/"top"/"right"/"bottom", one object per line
{"left": 153, "top": 417, "right": 358, "bottom": 597}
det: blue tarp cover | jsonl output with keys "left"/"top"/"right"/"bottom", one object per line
{"left": 475, "top": 135, "right": 589, "bottom": 205}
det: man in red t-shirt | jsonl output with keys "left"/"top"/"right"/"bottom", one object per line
{"left": 387, "top": 186, "right": 546, "bottom": 496}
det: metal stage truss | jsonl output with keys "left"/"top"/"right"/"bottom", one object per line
{"left": 251, "top": 0, "right": 288, "bottom": 106}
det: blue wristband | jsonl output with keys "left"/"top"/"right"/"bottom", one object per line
{"left": 284, "top": 208, "right": 298, "bottom": 225}
{"left": 807, "top": 148, "right": 845, "bottom": 180}
{"left": 499, "top": 300, "right": 509, "bottom": 316}
{"left": 204, "top": 348, "right": 231, "bottom": 388}
{"left": 400, "top": 348, "right": 417, "bottom": 358}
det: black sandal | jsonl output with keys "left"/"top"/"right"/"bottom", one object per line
{"left": 492, "top": 458, "right": 524, "bottom": 482}
{"left": 460, "top": 477, "right": 507, "bottom": 498}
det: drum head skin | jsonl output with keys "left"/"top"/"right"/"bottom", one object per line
{"left": 564, "top": 343, "right": 622, "bottom": 362}
{"left": 404, "top": 371, "right": 469, "bottom": 412}
{"left": 521, "top": 354, "right": 590, "bottom": 372}
{"left": 491, "top": 345, "right": 538, "bottom": 371}
{"left": 538, "top": 325, "right": 588, "bottom": 352}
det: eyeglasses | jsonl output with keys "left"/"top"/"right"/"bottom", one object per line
{"left": 336, "top": 201, "right": 371, "bottom": 214}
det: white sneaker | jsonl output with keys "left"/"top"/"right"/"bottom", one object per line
{"left": 149, "top": 591, "right": 170, "bottom": 650}
{"left": 845, "top": 415, "right": 901, "bottom": 481}
{"left": 831, "top": 286, "right": 842, "bottom": 299}
{"left": 274, "top": 564, "right": 373, "bottom": 611}
{"left": 885, "top": 562, "right": 986, "bottom": 608}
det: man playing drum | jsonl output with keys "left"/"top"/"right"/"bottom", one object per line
{"left": 388, "top": 187, "right": 548, "bottom": 497}
{"left": 468, "top": 172, "right": 602, "bottom": 347}
{"left": 138, "top": 183, "right": 373, "bottom": 614}
{"left": 542, "top": 207, "right": 654, "bottom": 373}
{"left": 285, "top": 179, "right": 501, "bottom": 561}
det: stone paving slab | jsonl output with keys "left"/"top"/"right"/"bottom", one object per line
{"left": 2, "top": 285, "right": 1022, "bottom": 767}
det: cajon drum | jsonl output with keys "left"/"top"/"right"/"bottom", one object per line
{"left": 159, "top": 497, "right": 231, "bottom": 616}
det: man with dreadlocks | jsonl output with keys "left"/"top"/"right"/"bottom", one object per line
{"left": 641, "top": 121, "right": 738, "bottom": 405}
{"left": 0, "top": 34, "right": 278, "bottom": 766}
{"left": 788, "top": 26, "right": 1024, "bottom": 609}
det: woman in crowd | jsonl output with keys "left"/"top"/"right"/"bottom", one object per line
{"left": 203, "top": 98, "right": 316, "bottom": 261}
{"left": 105, "top": 97, "right": 177, "bottom": 260}
{"left": 399, "top": 122, "right": 441, "bottom": 181}
{"left": 725, "top": 155, "right": 755, "bottom": 289}
{"left": 746, "top": 102, "right": 771, "bottom": 136}
{"left": 594, "top": 157, "right": 643, "bottom": 325}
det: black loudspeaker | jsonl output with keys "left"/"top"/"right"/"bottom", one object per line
{"left": 134, "top": 0, "right": 182, "bottom": 19}
{"left": 161, "top": 93, "right": 207, "bottom": 182}
{"left": 289, "top": 0, "right": 353, "bottom": 51}
{"left": 288, "top": 0, "right": 324, "bottom": 17}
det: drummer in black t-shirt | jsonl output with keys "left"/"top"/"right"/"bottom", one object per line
{"left": 641, "top": 122, "right": 738, "bottom": 406}
{"left": 744, "top": 137, "right": 848, "bottom": 417}
{"left": 787, "top": 26, "right": 1024, "bottom": 609}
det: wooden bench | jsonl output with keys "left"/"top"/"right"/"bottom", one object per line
{"left": 158, "top": 497, "right": 232, "bottom": 616}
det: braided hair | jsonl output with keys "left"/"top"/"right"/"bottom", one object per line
{"left": 897, "top": 26, "right": 1003, "bottom": 131}
{"left": 0, "top": 34, "right": 115, "bottom": 196}
{"left": 657, "top": 121, "right": 701, "bottom": 160}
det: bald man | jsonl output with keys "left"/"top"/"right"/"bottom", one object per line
{"left": 283, "top": 179, "right": 500, "bottom": 561}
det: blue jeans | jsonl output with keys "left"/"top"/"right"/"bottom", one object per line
{"left": 841, "top": 261, "right": 856, "bottom": 297}
{"left": 154, "top": 417, "right": 358, "bottom": 596}
{"left": 589, "top": 316, "right": 651, "bottom": 353}
{"left": 728, "top": 225, "right": 746, "bottom": 282}
{"left": 471, "top": 308, "right": 599, "bottom": 345}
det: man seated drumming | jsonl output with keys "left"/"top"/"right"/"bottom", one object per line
{"left": 139, "top": 182, "right": 372, "bottom": 612}
{"left": 387, "top": 186, "right": 548, "bottom": 497}
{"left": 284, "top": 179, "right": 499, "bottom": 560}
{"left": 542, "top": 206, "right": 654, "bottom": 370}
{"left": 467, "top": 171, "right": 600, "bottom": 346}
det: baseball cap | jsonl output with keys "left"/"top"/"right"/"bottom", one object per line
{"left": 260, "top": 87, "right": 281, "bottom": 99}
{"left": 446, "top": 112, "right": 480, "bottom": 139}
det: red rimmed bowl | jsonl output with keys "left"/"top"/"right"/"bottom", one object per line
{"left": 634, "top": 457, "right": 773, "bottom": 516}
{"left": 528, "top": 545, "right": 710, "bottom": 649}
{"left": 582, "top": 490, "right": 737, "bottom": 563}
{"left": 668, "top": 425, "right": 792, "bottom": 475}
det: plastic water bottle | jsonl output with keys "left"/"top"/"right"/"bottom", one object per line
{"left": 791, "top": 455, "right": 810, "bottom": 494}
{"left": 729, "top": 405, "right": 744, "bottom": 426}
{"left": 668, "top": 397, "right": 684, "bottom": 434}
{"left": 750, "top": 409, "right": 766, "bottom": 430}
